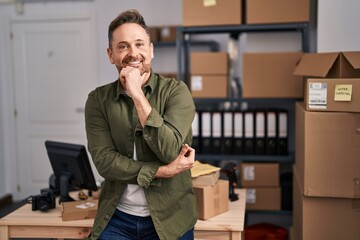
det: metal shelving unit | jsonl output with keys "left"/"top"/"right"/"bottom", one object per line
{"left": 176, "top": 23, "right": 310, "bottom": 218}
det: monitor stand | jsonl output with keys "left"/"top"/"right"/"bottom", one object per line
{"left": 59, "top": 173, "right": 75, "bottom": 203}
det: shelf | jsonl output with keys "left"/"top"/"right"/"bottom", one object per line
{"left": 195, "top": 153, "right": 295, "bottom": 164}
{"left": 155, "top": 40, "right": 219, "bottom": 51}
{"left": 246, "top": 209, "right": 293, "bottom": 216}
{"left": 176, "top": 22, "right": 310, "bottom": 83}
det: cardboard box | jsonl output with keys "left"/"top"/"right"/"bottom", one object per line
{"left": 193, "top": 179, "right": 229, "bottom": 220}
{"left": 246, "top": 0, "right": 310, "bottom": 24}
{"left": 295, "top": 102, "right": 360, "bottom": 199}
{"left": 191, "top": 75, "right": 228, "bottom": 98}
{"left": 191, "top": 52, "right": 229, "bottom": 98}
{"left": 183, "top": 0, "right": 242, "bottom": 27}
{"left": 293, "top": 169, "right": 360, "bottom": 240}
{"left": 159, "top": 26, "right": 178, "bottom": 42}
{"left": 61, "top": 199, "right": 98, "bottom": 221}
{"left": 245, "top": 187, "right": 281, "bottom": 210}
{"left": 293, "top": 51, "right": 360, "bottom": 79}
{"left": 240, "top": 163, "right": 279, "bottom": 187}
{"left": 191, "top": 52, "right": 228, "bottom": 75}
{"left": 305, "top": 78, "right": 360, "bottom": 112}
{"left": 192, "top": 170, "right": 220, "bottom": 187}
{"left": 242, "top": 52, "right": 304, "bottom": 98}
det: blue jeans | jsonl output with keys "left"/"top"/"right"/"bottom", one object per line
{"left": 98, "top": 209, "right": 194, "bottom": 240}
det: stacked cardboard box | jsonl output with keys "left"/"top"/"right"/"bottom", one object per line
{"left": 242, "top": 52, "right": 304, "bottom": 98}
{"left": 190, "top": 52, "right": 229, "bottom": 98}
{"left": 292, "top": 51, "right": 360, "bottom": 239}
{"left": 191, "top": 161, "right": 229, "bottom": 220}
{"left": 240, "top": 163, "right": 281, "bottom": 210}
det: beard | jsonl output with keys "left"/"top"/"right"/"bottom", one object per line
{"left": 116, "top": 54, "right": 151, "bottom": 75}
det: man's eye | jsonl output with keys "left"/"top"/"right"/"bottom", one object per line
{"left": 118, "top": 44, "right": 128, "bottom": 50}
{"left": 136, "top": 42, "right": 145, "bottom": 47}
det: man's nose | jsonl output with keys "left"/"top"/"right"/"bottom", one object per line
{"left": 129, "top": 45, "right": 139, "bottom": 56}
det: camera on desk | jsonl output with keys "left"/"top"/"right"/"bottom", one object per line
{"left": 31, "top": 189, "right": 56, "bottom": 212}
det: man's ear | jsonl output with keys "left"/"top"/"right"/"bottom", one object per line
{"left": 107, "top": 48, "right": 115, "bottom": 64}
{"left": 150, "top": 42, "right": 154, "bottom": 60}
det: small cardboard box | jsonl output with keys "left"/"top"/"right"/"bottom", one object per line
{"left": 305, "top": 78, "right": 360, "bottom": 112}
{"left": 242, "top": 52, "right": 304, "bottom": 98}
{"left": 158, "top": 26, "right": 178, "bottom": 42}
{"left": 191, "top": 52, "right": 228, "bottom": 75}
{"left": 245, "top": 187, "right": 281, "bottom": 210}
{"left": 295, "top": 102, "right": 360, "bottom": 199}
{"left": 192, "top": 170, "right": 220, "bottom": 187}
{"left": 183, "top": 0, "right": 242, "bottom": 27}
{"left": 61, "top": 199, "right": 98, "bottom": 221}
{"left": 293, "top": 168, "right": 360, "bottom": 240}
{"left": 191, "top": 52, "right": 228, "bottom": 98}
{"left": 246, "top": 0, "right": 310, "bottom": 24}
{"left": 240, "top": 163, "right": 279, "bottom": 187}
{"left": 193, "top": 179, "right": 229, "bottom": 220}
{"left": 293, "top": 51, "right": 360, "bottom": 79}
{"left": 191, "top": 75, "right": 228, "bottom": 98}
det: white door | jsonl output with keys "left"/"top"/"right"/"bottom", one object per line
{"left": 11, "top": 16, "right": 99, "bottom": 199}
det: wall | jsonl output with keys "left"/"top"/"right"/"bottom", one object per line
{"left": 317, "top": 0, "right": 360, "bottom": 52}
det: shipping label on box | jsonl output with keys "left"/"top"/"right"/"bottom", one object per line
{"left": 241, "top": 163, "right": 279, "bottom": 187}
{"left": 306, "top": 78, "right": 360, "bottom": 112}
{"left": 245, "top": 187, "right": 281, "bottom": 210}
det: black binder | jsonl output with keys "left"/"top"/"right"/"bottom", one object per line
{"left": 223, "top": 111, "right": 233, "bottom": 154}
{"left": 243, "top": 111, "right": 255, "bottom": 155}
{"left": 266, "top": 110, "right": 278, "bottom": 155}
{"left": 211, "top": 112, "right": 222, "bottom": 154}
{"left": 191, "top": 111, "right": 200, "bottom": 153}
{"left": 201, "top": 111, "right": 212, "bottom": 154}
{"left": 277, "top": 110, "right": 288, "bottom": 155}
{"left": 255, "top": 111, "right": 266, "bottom": 155}
{"left": 232, "top": 111, "right": 243, "bottom": 154}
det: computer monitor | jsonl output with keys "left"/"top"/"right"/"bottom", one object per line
{"left": 45, "top": 140, "right": 98, "bottom": 203}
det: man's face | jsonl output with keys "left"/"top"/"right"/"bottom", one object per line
{"left": 107, "top": 23, "right": 154, "bottom": 75}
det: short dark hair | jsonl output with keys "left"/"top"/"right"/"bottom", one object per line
{"left": 108, "top": 9, "right": 150, "bottom": 49}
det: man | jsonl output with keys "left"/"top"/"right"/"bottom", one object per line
{"left": 85, "top": 9, "right": 197, "bottom": 240}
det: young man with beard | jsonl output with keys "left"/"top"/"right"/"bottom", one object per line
{"left": 85, "top": 9, "right": 197, "bottom": 240}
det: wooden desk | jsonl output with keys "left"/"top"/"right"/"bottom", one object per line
{"left": 0, "top": 189, "right": 246, "bottom": 240}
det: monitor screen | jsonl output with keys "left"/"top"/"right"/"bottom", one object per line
{"left": 45, "top": 140, "right": 98, "bottom": 202}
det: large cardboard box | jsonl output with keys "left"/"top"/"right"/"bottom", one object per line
{"left": 246, "top": 0, "right": 310, "bottom": 24}
{"left": 191, "top": 52, "right": 228, "bottom": 98}
{"left": 192, "top": 170, "right": 220, "bottom": 187}
{"left": 295, "top": 102, "right": 360, "bottom": 199}
{"left": 240, "top": 162, "right": 279, "bottom": 187}
{"left": 293, "top": 169, "right": 360, "bottom": 240}
{"left": 242, "top": 52, "right": 303, "bottom": 98}
{"left": 193, "top": 179, "right": 229, "bottom": 220}
{"left": 183, "top": 0, "right": 242, "bottom": 27}
{"left": 61, "top": 199, "right": 98, "bottom": 221}
{"left": 245, "top": 187, "right": 281, "bottom": 210}
{"left": 305, "top": 78, "right": 360, "bottom": 112}
{"left": 293, "top": 51, "right": 360, "bottom": 79}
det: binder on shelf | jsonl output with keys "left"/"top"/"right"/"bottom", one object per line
{"left": 255, "top": 111, "right": 266, "bottom": 155}
{"left": 277, "top": 110, "right": 288, "bottom": 155}
{"left": 191, "top": 111, "right": 200, "bottom": 153}
{"left": 201, "top": 111, "right": 212, "bottom": 154}
{"left": 211, "top": 112, "right": 222, "bottom": 154}
{"left": 223, "top": 111, "right": 233, "bottom": 154}
{"left": 266, "top": 111, "right": 278, "bottom": 155}
{"left": 244, "top": 111, "right": 255, "bottom": 155}
{"left": 233, "top": 111, "right": 243, "bottom": 154}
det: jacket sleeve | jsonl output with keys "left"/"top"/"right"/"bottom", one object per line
{"left": 142, "top": 80, "right": 195, "bottom": 163}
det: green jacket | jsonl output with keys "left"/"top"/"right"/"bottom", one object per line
{"left": 85, "top": 72, "right": 197, "bottom": 240}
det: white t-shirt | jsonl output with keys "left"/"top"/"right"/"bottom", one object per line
{"left": 117, "top": 144, "right": 150, "bottom": 216}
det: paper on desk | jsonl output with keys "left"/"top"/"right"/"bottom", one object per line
{"left": 191, "top": 160, "right": 221, "bottom": 178}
